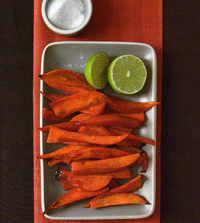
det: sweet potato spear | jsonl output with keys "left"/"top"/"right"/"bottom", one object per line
{"left": 71, "top": 146, "right": 130, "bottom": 161}
{"left": 44, "top": 187, "right": 108, "bottom": 213}
{"left": 78, "top": 121, "right": 133, "bottom": 135}
{"left": 47, "top": 158, "right": 71, "bottom": 166}
{"left": 106, "top": 95, "right": 160, "bottom": 113}
{"left": 42, "top": 108, "right": 74, "bottom": 124}
{"left": 70, "top": 113, "right": 92, "bottom": 122}
{"left": 62, "top": 182, "right": 69, "bottom": 191}
{"left": 115, "top": 146, "right": 148, "bottom": 172}
{"left": 85, "top": 175, "right": 143, "bottom": 208}
{"left": 50, "top": 91, "right": 110, "bottom": 118}
{"left": 55, "top": 168, "right": 71, "bottom": 179}
{"left": 46, "top": 126, "right": 128, "bottom": 145}
{"left": 128, "top": 133, "right": 155, "bottom": 146}
{"left": 117, "top": 138, "right": 143, "bottom": 148}
{"left": 87, "top": 192, "right": 149, "bottom": 209}
{"left": 39, "top": 69, "right": 96, "bottom": 94}
{"left": 127, "top": 147, "right": 148, "bottom": 172}
{"left": 108, "top": 128, "right": 155, "bottom": 146}
{"left": 72, "top": 113, "right": 141, "bottom": 129}
{"left": 107, "top": 126, "right": 133, "bottom": 133}
{"left": 57, "top": 168, "right": 131, "bottom": 183}
{"left": 38, "top": 145, "right": 91, "bottom": 166}
{"left": 38, "top": 145, "right": 84, "bottom": 160}
{"left": 78, "top": 126, "right": 136, "bottom": 148}
{"left": 80, "top": 103, "right": 106, "bottom": 116}
{"left": 102, "top": 168, "right": 131, "bottom": 179}
{"left": 109, "top": 174, "right": 143, "bottom": 193}
{"left": 61, "top": 176, "right": 115, "bottom": 191}
{"left": 78, "top": 125, "right": 114, "bottom": 136}
{"left": 56, "top": 171, "right": 113, "bottom": 191}
{"left": 41, "top": 92, "right": 106, "bottom": 116}
{"left": 41, "top": 92, "right": 69, "bottom": 101}
{"left": 105, "top": 110, "right": 145, "bottom": 124}
{"left": 108, "top": 179, "right": 120, "bottom": 189}
{"left": 121, "top": 113, "right": 145, "bottom": 124}
{"left": 71, "top": 153, "right": 141, "bottom": 175}
{"left": 39, "top": 121, "right": 80, "bottom": 132}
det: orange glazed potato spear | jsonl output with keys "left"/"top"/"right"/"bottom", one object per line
{"left": 85, "top": 174, "right": 143, "bottom": 208}
{"left": 108, "top": 127, "right": 155, "bottom": 146}
{"left": 41, "top": 92, "right": 68, "bottom": 101}
{"left": 42, "top": 108, "right": 75, "bottom": 124}
{"left": 117, "top": 139, "right": 143, "bottom": 148}
{"left": 116, "top": 146, "right": 148, "bottom": 172}
{"left": 77, "top": 122, "right": 140, "bottom": 148}
{"left": 71, "top": 153, "right": 141, "bottom": 175}
{"left": 104, "top": 109, "right": 145, "bottom": 125}
{"left": 78, "top": 125, "right": 114, "bottom": 136}
{"left": 87, "top": 192, "right": 149, "bottom": 209}
{"left": 44, "top": 187, "right": 108, "bottom": 214}
{"left": 57, "top": 168, "right": 131, "bottom": 181}
{"left": 41, "top": 92, "right": 106, "bottom": 116}
{"left": 106, "top": 95, "right": 160, "bottom": 113}
{"left": 71, "top": 113, "right": 141, "bottom": 129}
{"left": 108, "top": 174, "right": 143, "bottom": 194}
{"left": 38, "top": 145, "right": 85, "bottom": 160}
{"left": 39, "top": 121, "right": 80, "bottom": 132}
{"left": 55, "top": 168, "right": 113, "bottom": 191}
{"left": 102, "top": 168, "right": 131, "bottom": 179}
{"left": 39, "top": 69, "right": 96, "bottom": 94}
{"left": 46, "top": 126, "right": 128, "bottom": 145}
{"left": 70, "top": 146, "right": 130, "bottom": 161}
{"left": 62, "top": 179, "right": 120, "bottom": 191}
{"left": 50, "top": 91, "right": 110, "bottom": 118}
{"left": 38, "top": 144, "right": 94, "bottom": 166}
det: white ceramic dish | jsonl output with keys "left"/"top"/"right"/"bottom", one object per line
{"left": 41, "top": 0, "right": 93, "bottom": 35}
{"left": 40, "top": 41, "right": 157, "bottom": 220}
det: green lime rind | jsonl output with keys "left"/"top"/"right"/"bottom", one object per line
{"left": 84, "top": 52, "right": 110, "bottom": 90}
{"left": 108, "top": 54, "right": 147, "bottom": 94}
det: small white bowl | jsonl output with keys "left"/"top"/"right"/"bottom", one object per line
{"left": 41, "top": 0, "right": 93, "bottom": 35}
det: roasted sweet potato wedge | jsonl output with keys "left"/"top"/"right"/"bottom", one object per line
{"left": 102, "top": 168, "right": 131, "bottom": 179}
{"left": 39, "top": 69, "right": 96, "bottom": 94}
{"left": 42, "top": 108, "right": 74, "bottom": 124}
{"left": 38, "top": 145, "right": 85, "bottom": 160}
{"left": 71, "top": 146, "right": 130, "bottom": 161}
{"left": 44, "top": 187, "right": 108, "bottom": 213}
{"left": 39, "top": 121, "right": 80, "bottom": 132}
{"left": 71, "top": 153, "right": 141, "bottom": 175}
{"left": 71, "top": 113, "right": 141, "bottom": 129}
{"left": 106, "top": 95, "right": 160, "bottom": 113}
{"left": 85, "top": 174, "right": 143, "bottom": 208}
{"left": 78, "top": 125, "right": 114, "bottom": 136}
{"left": 50, "top": 91, "right": 110, "bottom": 118}
{"left": 41, "top": 92, "right": 69, "bottom": 101}
{"left": 87, "top": 192, "right": 149, "bottom": 209}
{"left": 80, "top": 103, "right": 106, "bottom": 116}
{"left": 41, "top": 92, "right": 106, "bottom": 116}
{"left": 108, "top": 128, "right": 155, "bottom": 146}
{"left": 58, "top": 174, "right": 113, "bottom": 191}
{"left": 46, "top": 126, "right": 128, "bottom": 145}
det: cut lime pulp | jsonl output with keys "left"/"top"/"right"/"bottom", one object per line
{"left": 108, "top": 54, "right": 147, "bottom": 94}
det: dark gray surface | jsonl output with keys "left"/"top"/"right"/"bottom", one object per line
{"left": 0, "top": 1, "right": 33, "bottom": 223}
{"left": 162, "top": 1, "right": 200, "bottom": 223}
{"left": 0, "top": 1, "right": 199, "bottom": 223}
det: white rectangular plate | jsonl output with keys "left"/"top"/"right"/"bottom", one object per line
{"left": 40, "top": 41, "right": 157, "bottom": 220}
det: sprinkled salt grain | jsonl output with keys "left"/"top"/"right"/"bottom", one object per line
{"left": 47, "top": 0, "right": 85, "bottom": 30}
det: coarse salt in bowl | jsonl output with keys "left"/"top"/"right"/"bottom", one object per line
{"left": 41, "top": 0, "right": 93, "bottom": 35}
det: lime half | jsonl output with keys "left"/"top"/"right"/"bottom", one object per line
{"left": 108, "top": 54, "right": 147, "bottom": 94}
{"left": 84, "top": 52, "right": 110, "bottom": 90}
